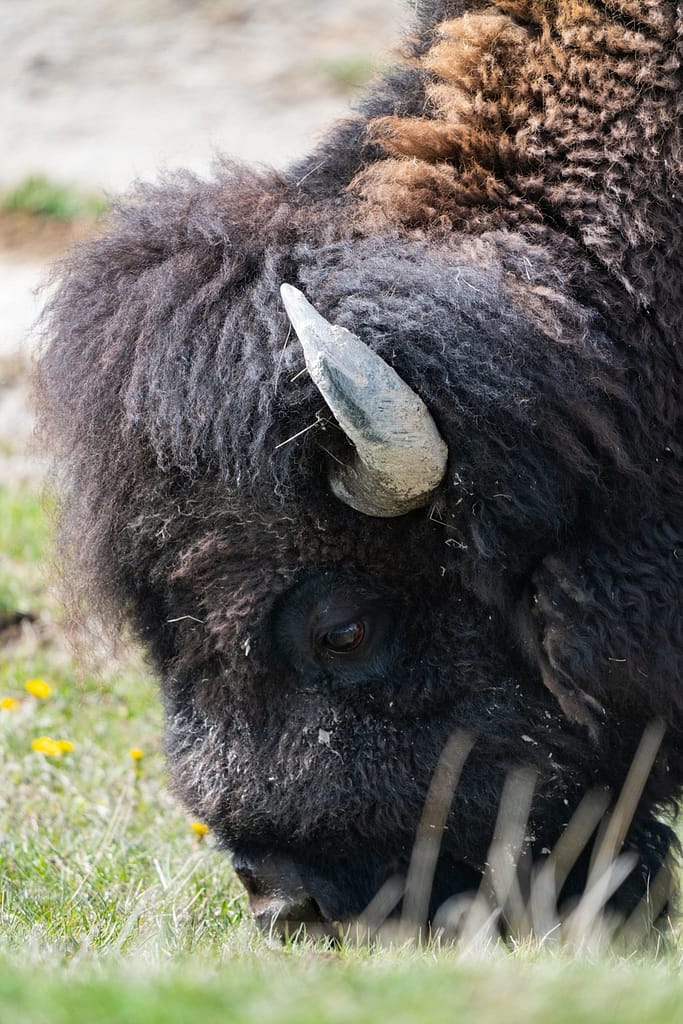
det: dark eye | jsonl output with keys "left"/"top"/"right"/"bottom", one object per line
{"left": 268, "top": 571, "right": 400, "bottom": 683}
{"left": 319, "top": 621, "right": 365, "bottom": 654}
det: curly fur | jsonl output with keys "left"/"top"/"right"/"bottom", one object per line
{"left": 37, "top": 0, "right": 682, "bottom": 925}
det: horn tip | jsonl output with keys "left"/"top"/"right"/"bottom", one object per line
{"left": 280, "top": 282, "right": 303, "bottom": 307}
{"left": 280, "top": 283, "right": 315, "bottom": 326}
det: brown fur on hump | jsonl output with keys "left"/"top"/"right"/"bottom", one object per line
{"left": 352, "top": 1, "right": 681, "bottom": 301}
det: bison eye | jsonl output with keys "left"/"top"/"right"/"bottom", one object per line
{"left": 319, "top": 621, "right": 365, "bottom": 655}
{"left": 268, "top": 571, "right": 400, "bottom": 683}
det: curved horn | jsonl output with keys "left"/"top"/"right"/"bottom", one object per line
{"left": 280, "top": 284, "right": 448, "bottom": 518}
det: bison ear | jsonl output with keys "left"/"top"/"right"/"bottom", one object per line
{"left": 280, "top": 284, "right": 448, "bottom": 518}
{"left": 522, "top": 555, "right": 605, "bottom": 740}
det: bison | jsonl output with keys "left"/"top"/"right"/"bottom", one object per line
{"left": 38, "top": 0, "right": 682, "bottom": 936}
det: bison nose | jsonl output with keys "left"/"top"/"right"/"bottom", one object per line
{"left": 232, "top": 852, "right": 341, "bottom": 940}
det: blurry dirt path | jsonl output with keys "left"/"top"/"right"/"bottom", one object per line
{"left": 1, "top": 0, "right": 405, "bottom": 191}
{"left": 0, "top": 0, "right": 405, "bottom": 482}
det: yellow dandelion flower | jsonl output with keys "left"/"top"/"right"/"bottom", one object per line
{"left": 128, "top": 748, "right": 144, "bottom": 762}
{"left": 31, "top": 736, "right": 62, "bottom": 756}
{"left": 191, "top": 822, "right": 209, "bottom": 837}
{"left": 31, "top": 736, "right": 74, "bottom": 757}
{"left": 25, "top": 679, "right": 52, "bottom": 699}
{"left": 0, "top": 697, "right": 19, "bottom": 711}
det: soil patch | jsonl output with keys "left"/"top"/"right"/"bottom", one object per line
{"left": 0, "top": 211, "right": 100, "bottom": 262}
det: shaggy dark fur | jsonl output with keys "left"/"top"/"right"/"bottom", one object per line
{"left": 38, "top": 0, "right": 682, "bottom": 928}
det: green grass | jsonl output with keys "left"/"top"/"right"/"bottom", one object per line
{"left": 0, "top": 486, "right": 51, "bottom": 620}
{"left": 2, "top": 956, "right": 683, "bottom": 1024}
{"left": 316, "top": 55, "right": 382, "bottom": 93}
{"left": 0, "top": 483, "right": 247, "bottom": 966}
{"left": 1, "top": 175, "right": 108, "bottom": 221}
{"left": 1, "top": 480, "right": 682, "bottom": 1021}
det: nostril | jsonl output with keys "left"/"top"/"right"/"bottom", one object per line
{"left": 232, "top": 852, "right": 317, "bottom": 913}
{"left": 230, "top": 850, "right": 340, "bottom": 939}
{"left": 277, "top": 893, "right": 323, "bottom": 924}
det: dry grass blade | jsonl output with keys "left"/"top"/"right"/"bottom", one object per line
{"left": 274, "top": 409, "right": 331, "bottom": 450}
{"left": 563, "top": 853, "right": 640, "bottom": 951}
{"left": 564, "top": 719, "right": 667, "bottom": 945}
{"left": 621, "top": 854, "right": 676, "bottom": 946}
{"left": 452, "top": 767, "right": 536, "bottom": 949}
{"left": 112, "top": 851, "right": 206, "bottom": 955}
{"left": 430, "top": 720, "right": 670, "bottom": 951}
{"left": 352, "top": 875, "right": 405, "bottom": 945}
{"left": 482, "top": 767, "right": 537, "bottom": 937}
{"left": 400, "top": 729, "right": 476, "bottom": 937}
{"left": 529, "top": 788, "right": 612, "bottom": 942}
{"left": 67, "top": 784, "right": 134, "bottom": 905}
{"left": 590, "top": 719, "right": 666, "bottom": 880}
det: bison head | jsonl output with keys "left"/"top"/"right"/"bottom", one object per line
{"left": 38, "top": 0, "right": 682, "bottom": 936}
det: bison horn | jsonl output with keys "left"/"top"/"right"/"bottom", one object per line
{"left": 280, "top": 284, "right": 449, "bottom": 517}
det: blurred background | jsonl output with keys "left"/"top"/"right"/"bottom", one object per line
{"left": 0, "top": 0, "right": 405, "bottom": 483}
{"left": 1, "top": 2, "right": 415, "bottom": 954}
